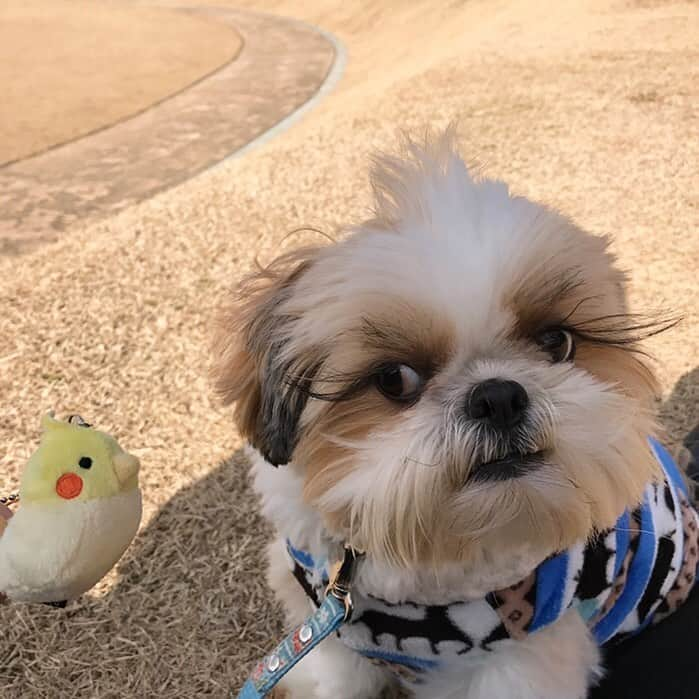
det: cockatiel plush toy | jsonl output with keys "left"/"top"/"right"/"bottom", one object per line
{"left": 0, "top": 413, "right": 142, "bottom": 606}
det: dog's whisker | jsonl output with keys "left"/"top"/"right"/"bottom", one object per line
{"left": 403, "top": 456, "right": 440, "bottom": 468}
{"left": 612, "top": 528, "right": 679, "bottom": 543}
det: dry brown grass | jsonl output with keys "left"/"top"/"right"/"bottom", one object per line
{"left": 0, "top": 0, "right": 698, "bottom": 696}
{"left": 0, "top": 0, "right": 241, "bottom": 165}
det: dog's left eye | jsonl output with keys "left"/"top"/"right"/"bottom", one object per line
{"left": 536, "top": 328, "right": 576, "bottom": 362}
{"left": 375, "top": 364, "right": 423, "bottom": 402}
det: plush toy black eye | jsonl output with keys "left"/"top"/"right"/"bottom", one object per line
{"left": 375, "top": 364, "right": 424, "bottom": 403}
{"left": 79, "top": 456, "right": 93, "bottom": 470}
{"left": 536, "top": 328, "right": 576, "bottom": 363}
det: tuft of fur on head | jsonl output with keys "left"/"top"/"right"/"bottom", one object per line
{"left": 214, "top": 128, "right": 675, "bottom": 570}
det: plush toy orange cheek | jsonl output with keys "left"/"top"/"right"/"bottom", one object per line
{"left": 56, "top": 473, "right": 83, "bottom": 499}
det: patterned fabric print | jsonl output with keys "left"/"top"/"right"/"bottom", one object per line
{"left": 347, "top": 599, "right": 474, "bottom": 656}
{"left": 653, "top": 494, "right": 699, "bottom": 623}
{"left": 567, "top": 529, "right": 617, "bottom": 624}
{"left": 574, "top": 530, "right": 616, "bottom": 602}
{"left": 594, "top": 475, "right": 688, "bottom": 645}
{"left": 591, "top": 493, "right": 667, "bottom": 645}
{"left": 488, "top": 572, "right": 537, "bottom": 640}
{"left": 632, "top": 481, "right": 682, "bottom": 628}
{"left": 586, "top": 511, "right": 641, "bottom": 635}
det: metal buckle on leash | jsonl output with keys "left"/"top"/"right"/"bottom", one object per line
{"left": 326, "top": 545, "right": 364, "bottom": 621}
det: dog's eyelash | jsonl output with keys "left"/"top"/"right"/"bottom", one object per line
{"left": 561, "top": 312, "right": 680, "bottom": 352}
{"left": 284, "top": 368, "right": 373, "bottom": 403}
{"left": 287, "top": 362, "right": 427, "bottom": 404}
{"left": 304, "top": 379, "right": 371, "bottom": 402}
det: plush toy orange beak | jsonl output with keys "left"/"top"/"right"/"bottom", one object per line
{"left": 56, "top": 473, "right": 83, "bottom": 499}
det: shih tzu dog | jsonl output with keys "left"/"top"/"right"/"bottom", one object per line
{"left": 214, "top": 129, "right": 697, "bottom": 699}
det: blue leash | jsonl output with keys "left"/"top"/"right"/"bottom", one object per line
{"left": 236, "top": 546, "right": 363, "bottom": 699}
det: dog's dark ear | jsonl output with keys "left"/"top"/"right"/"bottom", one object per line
{"left": 255, "top": 339, "right": 320, "bottom": 466}
{"left": 213, "top": 248, "right": 320, "bottom": 466}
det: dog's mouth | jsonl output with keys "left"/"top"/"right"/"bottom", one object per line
{"left": 469, "top": 450, "right": 546, "bottom": 483}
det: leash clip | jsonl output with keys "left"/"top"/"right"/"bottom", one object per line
{"left": 236, "top": 544, "right": 366, "bottom": 698}
{"left": 326, "top": 545, "right": 364, "bottom": 621}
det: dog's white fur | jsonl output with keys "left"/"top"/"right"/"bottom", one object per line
{"left": 216, "top": 130, "right": 663, "bottom": 698}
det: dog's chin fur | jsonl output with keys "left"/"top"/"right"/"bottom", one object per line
{"left": 214, "top": 128, "right": 664, "bottom": 575}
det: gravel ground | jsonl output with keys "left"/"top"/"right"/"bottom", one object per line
{"left": 0, "top": 0, "right": 697, "bottom": 696}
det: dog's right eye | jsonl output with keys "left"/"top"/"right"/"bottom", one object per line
{"left": 536, "top": 328, "right": 576, "bottom": 363}
{"left": 375, "top": 364, "right": 423, "bottom": 403}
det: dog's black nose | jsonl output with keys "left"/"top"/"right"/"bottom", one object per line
{"left": 466, "top": 379, "right": 529, "bottom": 429}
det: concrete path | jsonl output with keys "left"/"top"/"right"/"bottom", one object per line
{"left": 0, "top": 7, "right": 335, "bottom": 255}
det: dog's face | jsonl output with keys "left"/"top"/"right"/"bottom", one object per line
{"left": 215, "top": 131, "right": 666, "bottom": 568}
